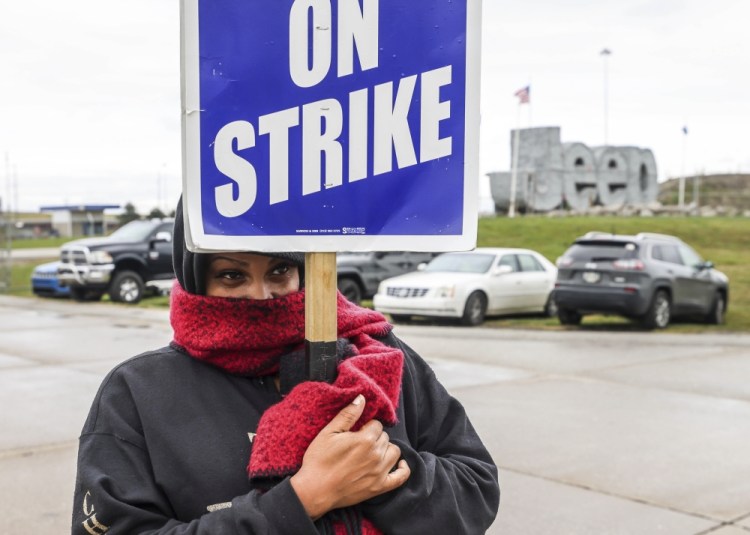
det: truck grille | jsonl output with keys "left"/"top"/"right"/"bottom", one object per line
{"left": 386, "top": 287, "right": 429, "bottom": 298}
{"left": 60, "top": 249, "right": 88, "bottom": 265}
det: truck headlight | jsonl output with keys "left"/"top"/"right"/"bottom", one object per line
{"left": 89, "top": 251, "right": 113, "bottom": 264}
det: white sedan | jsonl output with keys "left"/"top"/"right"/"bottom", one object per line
{"left": 373, "top": 248, "right": 558, "bottom": 326}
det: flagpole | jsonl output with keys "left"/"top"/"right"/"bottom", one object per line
{"left": 508, "top": 103, "right": 521, "bottom": 218}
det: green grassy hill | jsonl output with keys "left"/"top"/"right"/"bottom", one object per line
{"left": 658, "top": 174, "right": 750, "bottom": 211}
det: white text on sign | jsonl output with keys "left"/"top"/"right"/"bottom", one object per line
{"left": 213, "top": 0, "right": 454, "bottom": 218}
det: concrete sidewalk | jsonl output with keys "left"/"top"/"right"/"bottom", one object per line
{"left": 1, "top": 295, "right": 750, "bottom": 534}
{"left": 8, "top": 247, "right": 60, "bottom": 260}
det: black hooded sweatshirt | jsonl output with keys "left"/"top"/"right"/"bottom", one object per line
{"left": 71, "top": 200, "right": 500, "bottom": 534}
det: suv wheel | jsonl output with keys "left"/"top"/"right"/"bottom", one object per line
{"left": 558, "top": 308, "right": 582, "bottom": 326}
{"left": 109, "top": 270, "right": 145, "bottom": 304}
{"left": 642, "top": 290, "right": 671, "bottom": 329}
{"left": 706, "top": 292, "right": 725, "bottom": 325}
{"left": 337, "top": 278, "right": 362, "bottom": 304}
{"left": 461, "top": 291, "right": 487, "bottom": 326}
{"left": 544, "top": 295, "right": 558, "bottom": 317}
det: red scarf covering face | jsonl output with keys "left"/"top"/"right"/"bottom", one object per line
{"left": 170, "top": 282, "right": 403, "bottom": 534}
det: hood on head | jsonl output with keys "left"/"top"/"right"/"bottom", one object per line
{"left": 172, "top": 196, "right": 305, "bottom": 295}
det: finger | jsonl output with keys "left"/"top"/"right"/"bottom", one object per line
{"left": 382, "top": 442, "right": 401, "bottom": 466}
{"left": 383, "top": 459, "right": 410, "bottom": 491}
{"left": 322, "top": 394, "right": 366, "bottom": 434}
{"left": 359, "top": 419, "right": 384, "bottom": 441}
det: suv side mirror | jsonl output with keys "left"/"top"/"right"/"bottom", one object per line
{"left": 417, "top": 262, "right": 428, "bottom": 271}
{"left": 699, "top": 260, "right": 714, "bottom": 270}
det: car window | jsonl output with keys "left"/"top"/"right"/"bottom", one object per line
{"left": 678, "top": 245, "right": 703, "bottom": 268}
{"left": 565, "top": 242, "right": 639, "bottom": 261}
{"left": 108, "top": 220, "right": 160, "bottom": 241}
{"left": 498, "top": 255, "right": 519, "bottom": 272}
{"left": 426, "top": 253, "right": 495, "bottom": 274}
{"left": 652, "top": 244, "right": 683, "bottom": 265}
{"left": 517, "top": 254, "right": 545, "bottom": 272}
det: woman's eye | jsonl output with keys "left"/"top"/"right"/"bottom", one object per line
{"left": 217, "top": 270, "right": 243, "bottom": 281}
{"left": 270, "top": 264, "right": 291, "bottom": 276}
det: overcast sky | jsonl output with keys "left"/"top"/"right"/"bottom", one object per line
{"left": 1, "top": 0, "right": 748, "bottom": 213}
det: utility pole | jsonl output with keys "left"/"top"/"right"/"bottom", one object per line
{"left": 600, "top": 48, "right": 612, "bottom": 145}
{"left": 678, "top": 126, "right": 688, "bottom": 209}
{"left": 509, "top": 85, "right": 530, "bottom": 218}
{"left": 0, "top": 153, "right": 11, "bottom": 293}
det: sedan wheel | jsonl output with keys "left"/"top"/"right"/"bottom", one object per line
{"left": 390, "top": 314, "right": 412, "bottom": 324}
{"left": 544, "top": 295, "right": 558, "bottom": 317}
{"left": 461, "top": 291, "right": 487, "bottom": 326}
{"left": 705, "top": 293, "right": 725, "bottom": 325}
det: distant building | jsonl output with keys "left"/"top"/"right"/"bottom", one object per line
{"left": 488, "top": 126, "right": 658, "bottom": 213}
{"left": 40, "top": 205, "right": 120, "bottom": 237}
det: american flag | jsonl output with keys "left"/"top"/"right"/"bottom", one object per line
{"left": 514, "top": 85, "right": 530, "bottom": 104}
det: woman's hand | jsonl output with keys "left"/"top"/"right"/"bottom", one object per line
{"left": 290, "top": 395, "right": 411, "bottom": 520}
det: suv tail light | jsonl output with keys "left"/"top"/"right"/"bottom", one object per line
{"left": 556, "top": 256, "right": 573, "bottom": 267}
{"left": 612, "top": 259, "right": 645, "bottom": 270}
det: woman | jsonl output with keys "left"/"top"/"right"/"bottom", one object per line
{"left": 72, "top": 200, "right": 500, "bottom": 534}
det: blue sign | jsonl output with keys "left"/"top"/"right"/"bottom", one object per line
{"left": 182, "top": 0, "right": 481, "bottom": 252}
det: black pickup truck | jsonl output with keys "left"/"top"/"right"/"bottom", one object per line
{"left": 57, "top": 219, "right": 175, "bottom": 304}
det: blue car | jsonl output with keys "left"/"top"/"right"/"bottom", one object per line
{"left": 31, "top": 261, "right": 70, "bottom": 298}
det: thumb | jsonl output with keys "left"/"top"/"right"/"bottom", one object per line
{"left": 323, "top": 394, "right": 366, "bottom": 434}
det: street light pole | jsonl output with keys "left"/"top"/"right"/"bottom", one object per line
{"left": 600, "top": 48, "right": 611, "bottom": 145}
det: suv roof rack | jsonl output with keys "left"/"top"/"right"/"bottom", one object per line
{"left": 635, "top": 232, "right": 680, "bottom": 242}
{"left": 582, "top": 231, "right": 615, "bottom": 238}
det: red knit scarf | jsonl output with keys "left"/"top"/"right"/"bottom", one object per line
{"left": 170, "top": 282, "right": 404, "bottom": 534}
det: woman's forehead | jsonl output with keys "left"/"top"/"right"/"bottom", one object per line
{"left": 208, "top": 252, "right": 279, "bottom": 266}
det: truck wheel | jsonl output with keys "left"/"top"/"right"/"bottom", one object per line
{"left": 337, "top": 278, "right": 362, "bottom": 304}
{"left": 460, "top": 291, "right": 487, "bottom": 326}
{"left": 109, "top": 271, "right": 145, "bottom": 304}
{"left": 558, "top": 308, "right": 582, "bottom": 325}
{"left": 642, "top": 290, "right": 671, "bottom": 329}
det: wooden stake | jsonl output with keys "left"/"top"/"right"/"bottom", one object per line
{"left": 304, "top": 252, "right": 338, "bottom": 382}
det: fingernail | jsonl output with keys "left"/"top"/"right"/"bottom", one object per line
{"left": 352, "top": 394, "right": 364, "bottom": 406}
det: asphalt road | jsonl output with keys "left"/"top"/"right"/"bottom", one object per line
{"left": 1, "top": 295, "right": 749, "bottom": 534}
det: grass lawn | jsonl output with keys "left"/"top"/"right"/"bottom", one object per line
{"left": 6, "top": 216, "right": 749, "bottom": 332}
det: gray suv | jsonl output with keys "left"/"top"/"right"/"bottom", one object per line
{"left": 553, "top": 232, "right": 729, "bottom": 329}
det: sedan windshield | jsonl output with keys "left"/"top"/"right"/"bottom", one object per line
{"left": 425, "top": 253, "right": 496, "bottom": 274}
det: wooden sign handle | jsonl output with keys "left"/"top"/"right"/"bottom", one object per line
{"left": 304, "top": 252, "right": 338, "bottom": 382}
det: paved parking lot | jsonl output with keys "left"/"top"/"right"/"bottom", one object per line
{"left": 1, "top": 294, "right": 749, "bottom": 534}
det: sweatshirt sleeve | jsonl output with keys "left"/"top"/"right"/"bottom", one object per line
{"left": 360, "top": 335, "right": 500, "bottom": 534}
{"left": 72, "top": 363, "right": 318, "bottom": 535}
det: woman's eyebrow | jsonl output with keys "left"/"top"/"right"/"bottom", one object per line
{"left": 209, "top": 255, "right": 250, "bottom": 267}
